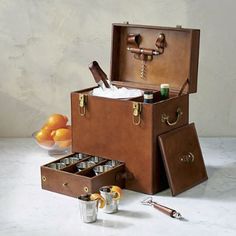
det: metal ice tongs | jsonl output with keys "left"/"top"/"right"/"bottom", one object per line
{"left": 141, "top": 197, "right": 183, "bottom": 219}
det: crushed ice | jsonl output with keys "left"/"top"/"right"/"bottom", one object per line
{"left": 92, "top": 81, "right": 143, "bottom": 99}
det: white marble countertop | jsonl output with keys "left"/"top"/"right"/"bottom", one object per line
{"left": 0, "top": 138, "right": 236, "bottom": 236}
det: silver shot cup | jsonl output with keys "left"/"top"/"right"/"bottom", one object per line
{"left": 75, "top": 153, "right": 90, "bottom": 160}
{"left": 69, "top": 156, "right": 80, "bottom": 164}
{"left": 88, "top": 156, "right": 104, "bottom": 164}
{"left": 47, "top": 162, "right": 66, "bottom": 170}
{"left": 93, "top": 165, "right": 113, "bottom": 176}
{"left": 76, "top": 161, "right": 96, "bottom": 172}
{"left": 99, "top": 186, "right": 119, "bottom": 214}
{"left": 60, "top": 157, "right": 70, "bottom": 165}
{"left": 78, "top": 194, "right": 98, "bottom": 223}
{"left": 105, "top": 160, "right": 120, "bottom": 167}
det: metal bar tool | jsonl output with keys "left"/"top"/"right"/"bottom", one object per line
{"left": 141, "top": 197, "right": 183, "bottom": 219}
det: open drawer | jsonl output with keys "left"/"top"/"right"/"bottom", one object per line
{"left": 41, "top": 153, "right": 125, "bottom": 198}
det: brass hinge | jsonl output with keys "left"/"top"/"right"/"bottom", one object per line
{"left": 132, "top": 102, "right": 142, "bottom": 125}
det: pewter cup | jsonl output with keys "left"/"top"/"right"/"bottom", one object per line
{"left": 93, "top": 165, "right": 113, "bottom": 176}
{"left": 56, "top": 163, "right": 66, "bottom": 169}
{"left": 60, "top": 157, "right": 70, "bottom": 165}
{"left": 76, "top": 161, "right": 96, "bottom": 172}
{"left": 47, "top": 162, "right": 66, "bottom": 170}
{"left": 74, "top": 153, "right": 85, "bottom": 160}
{"left": 75, "top": 153, "right": 90, "bottom": 160}
{"left": 47, "top": 163, "right": 57, "bottom": 169}
{"left": 105, "top": 160, "right": 120, "bottom": 167}
{"left": 69, "top": 156, "right": 80, "bottom": 164}
{"left": 88, "top": 156, "right": 104, "bottom": 164}
{"left": 78, "top": 194, "right": 98, "bottom": 223}
{"left": 99, "top": 186, "right": 119, "bottom": 213}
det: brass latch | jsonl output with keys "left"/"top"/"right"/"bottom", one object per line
{"left": 132, "top": 102, "right": 142, "bottom": 125}
{"left": 79, "top": 94, "right": 87, "bottom": 116}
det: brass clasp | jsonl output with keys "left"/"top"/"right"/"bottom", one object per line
{"left": 79, "top": 94, "right": 87, "bottom": 116}
{"left": 133, "top": 102, "right": 142, "bottom": 125}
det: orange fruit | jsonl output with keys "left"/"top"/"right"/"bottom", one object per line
{"left": 111, "top": 186, "right": 122, "bottom": 200}
{"left": 51, "top": 128, "right": 72, "bottom": 148}
{"left": 66, "top": 125, "right": 71, "bottom": 130}
{"left": 46, "top": 114, "right": 68, "bottom": 130}
{"left": 90, "top": 193, "right": 105, "bottom": 208}
{"left": 56, "top": 140, "right": 72, "bottom": 148}
{"left": 41, "top": 124, "right": 53, "bottom": 132}
{"left": 35, "top": 129, "right": 54, "bottom": 147}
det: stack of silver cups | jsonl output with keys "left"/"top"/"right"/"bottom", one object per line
{"left": 93, "top": 160, "right": 120, "bottom": 176}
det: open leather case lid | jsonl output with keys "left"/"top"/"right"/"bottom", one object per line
{"left": 158, "top": 123, "right": 208, "bottom": 196}
{"left": 110, "top": 23, "right": 200, "bottom": 93}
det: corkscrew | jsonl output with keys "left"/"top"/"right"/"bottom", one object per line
{"left": 140, "top": 59, "right": 147, "bottom": 80}
{"left": 127, "top": 33, "right": 166, "bottom": 80}
{"left": 141, "top": 197, "right": 183, "bottom": 220}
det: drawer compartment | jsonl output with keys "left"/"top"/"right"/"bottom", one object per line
{"left": 41, "top": 153, "right": 125, "bottom": 198}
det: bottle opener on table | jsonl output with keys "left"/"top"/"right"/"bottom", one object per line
{"left": 141, "top": 197, "right": 185, "bottom": 220}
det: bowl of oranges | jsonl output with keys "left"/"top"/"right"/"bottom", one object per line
{"left": 33, "top": 114, "right": 72, "bottom": 155}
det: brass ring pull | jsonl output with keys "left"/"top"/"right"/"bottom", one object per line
{"left": 161, "top": 107, "right": 183, "bottom": 126}
{"left": 42, "top": 176, "right": 47, "bottom": 182}
{"left": 62, "top": 182, "right": 68, "bottom": 187}
{"left": 83, "top": 186, "right": 89, "bottom": 192}
{"left": 180, "top": 152, "right": 195, "bottom": 163}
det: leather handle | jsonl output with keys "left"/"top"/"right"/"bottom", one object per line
{"left": 161, "top": 107, "right": 183, "bottom": 126}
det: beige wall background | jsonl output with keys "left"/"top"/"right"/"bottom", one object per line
{"left": 0, "top": 0, "right": 235, "bottom": 137}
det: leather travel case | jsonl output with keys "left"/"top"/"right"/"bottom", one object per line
{"left": 71, "top": 23, "right": 201, "bottom": 194}
{"left": 41, "top": 23, "right": 207, "bottom": 197}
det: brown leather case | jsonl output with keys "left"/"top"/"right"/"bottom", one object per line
{"left": 158, "top": 123, "right": 208, "bottom": 196}
{"left": 70, "top": 23, "right": 201, "bottom": 194}
{"left": 41, "top": 23, "right": 206, "bottom": 197}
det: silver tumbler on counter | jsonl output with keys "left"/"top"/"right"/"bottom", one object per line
{"left": 78, "top": 194, "right": 98, "bottom": 223}
{"left": 99, "top": 186, "right": 119, "bottom": 214}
